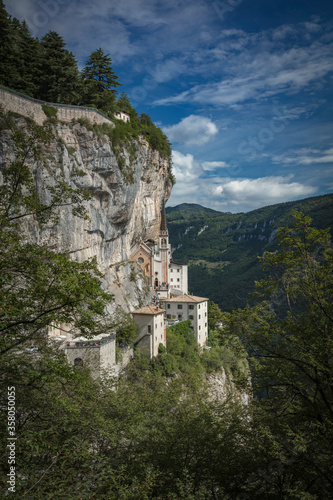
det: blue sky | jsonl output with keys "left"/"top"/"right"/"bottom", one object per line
{"left": 5, "top": 0, "right": 333, "bottom": 212}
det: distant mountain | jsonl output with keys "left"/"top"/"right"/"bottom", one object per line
{"left": 166, "top": 203, "right": 221, "bottom": 219}
{"left": 167, "top": 194, "right": 333, "bottom": 312}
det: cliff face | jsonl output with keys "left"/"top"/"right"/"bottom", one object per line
{"left": 0, "top": 117, "right": 171, "bottom": 312}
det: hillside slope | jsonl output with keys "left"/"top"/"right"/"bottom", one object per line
{"left": 167, "top": 194, "right": 333, "bottom": 311}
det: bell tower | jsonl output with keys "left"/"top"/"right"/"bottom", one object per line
{"left": 159, "top": 200, "right": 170, "bottom": 285}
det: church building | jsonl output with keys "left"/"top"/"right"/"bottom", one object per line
{"left": 131, "top": 202, "right": 188, "bottom": 298}
{"left": 132, "top": 201, "right": 209, "bottom": 355}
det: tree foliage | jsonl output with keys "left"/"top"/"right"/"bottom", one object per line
{"left": 81, "top": 47, "right": 121, "bottom": 111}
{"left": 224, "top": 210, "right": 333, "bottom": 497}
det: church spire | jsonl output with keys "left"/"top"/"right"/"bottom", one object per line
{"left": 160, "top": 200, "right": 168, "bottom": 234}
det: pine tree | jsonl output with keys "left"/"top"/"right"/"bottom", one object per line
{"left": 39, "top": 31, "right": 82, "bottom": 104}
{"left": 0, "top": 1, "right": 20, "bottom": 89}
{"left": 81, "top": 48, "right": 121, "bottom": 112}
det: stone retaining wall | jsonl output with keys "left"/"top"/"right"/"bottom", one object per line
{"left": 0, "top": 86, "right": 114, "bottom": 127}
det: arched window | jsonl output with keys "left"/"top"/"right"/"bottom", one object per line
{"left": 74, "top": 358, "right": 83, "bottom": 368}
{"left": 154, "top": 278, "right": 159, "bottom": 287}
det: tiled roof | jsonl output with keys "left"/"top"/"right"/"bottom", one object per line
{"left": 160, "top": 294, "right": 208, "bottom": 303}
{"left": 132, "top": 305, "right": 165, "bottom": 315}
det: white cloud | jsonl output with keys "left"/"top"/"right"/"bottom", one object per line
{"left": 163, "top": 115, "right": 218, "bottom": 145}
{"left": 202, "top": 161, "right": 229, "bottom": 171}
{"left": 168, "top": 152, "right": 319, "bottom": 212}
{"left": 156, "top": 26, "right": 333, "bottom": 107}
{"left": 272, "top": 147, "right": 333, "bottom": 165}
{"left": 214, "top": 176, "right": 317, "bottom": 206}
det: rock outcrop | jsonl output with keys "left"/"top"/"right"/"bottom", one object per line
{"left": 0, "top": 115, "right": 172, "bottom": 313}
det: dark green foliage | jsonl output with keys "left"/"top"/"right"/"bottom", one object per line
{"left": 41, "top": 104, "right": 58, "bottom": 120}
{"left": 167, "top": 195, "right": 333, "bottom": 311}
{"left": 112, "top": 307, "right": 139, "bottom": 344}
{"left": 0, "top": 4, "right": 41, "bottom": 96}
{"left": 81, "top": 47, "right": 121, "bottom": 112}
{"left": 225, "top": 211, "right": 333, "bottom": 497}
{"left": 39, "top": 31, "right": 83, "bottom": 104}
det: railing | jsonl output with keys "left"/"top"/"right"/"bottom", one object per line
{"left": 65, "top": 336, "right": 115, "bottom": 348}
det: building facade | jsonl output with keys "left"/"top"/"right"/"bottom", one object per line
{"left": 132, "top": 305, "right": 166, "bottom": 358}
{"left": 161, "top": 295, "right": 209, "bottom": 347}
{"left": 131, "top": 202, "right": 188, "bottom": 297}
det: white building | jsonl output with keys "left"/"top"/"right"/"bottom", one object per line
{"left": 114, "top": 110, "right": 130, "bottom": 123}
{"left": 132, "top": 305, "right": 166, "bottom": 358}
{"left": 161, "top": 295, "right": 209, "bottom": 347}
{"left": 169, "top": 261, "right": 188, "bottom": 295}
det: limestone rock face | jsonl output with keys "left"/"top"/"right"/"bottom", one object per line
{"left": 0, "top": 118, "right": 172, "bottom": 312}
{"left": 206, "top": 369, "right": 251, "bottom": 405}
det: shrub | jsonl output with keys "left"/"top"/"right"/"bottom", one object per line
{"left": 42, "top": 104, "right": 58, "bottom": 120}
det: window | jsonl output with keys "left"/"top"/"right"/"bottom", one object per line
{"left": 137, "top": 257, "right": 144, "bottom": 264}
{"left": 199, "top": 326, "right": 201, "bottom": 330}
{"left": 171, "top": 278, "right": 173, "bottom": 282}
{"left": 177, "top": 269, "right": 180, "bottom": 273}
{"left": 74, "top": 358, "right": 83, "bottom": 368}
{"left": 171, "top": 269, "right": 173, "bottom": 273}
{"left": 205, "top": 312, "right": 207, "bottom": 317}
{"left": 189, "top": 305, "right": 194, "bottom": 310}
{"left": 177, "top": 304, "right": 183, "bottom": 309}
{"left": 189, "top": 315, "right": 194, "bottom": 320}
{"left": 167, "top": 314, "right": 171, "bottom": 319}
{"left": 177, "top": 278, "right": 180, "bottom": 282}
{"left": 167, "top": 304, "right": 170, "bottom": 309}
{"left": 148, "top": 325, "right": 151, "bottom": 333}
{"left": 199, "top": 315, "right": 201, "bottom": 319}
{"left": 199, "top": 304, "right": 201, "bottom": 309}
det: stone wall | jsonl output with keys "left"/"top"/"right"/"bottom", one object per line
{"left": 117, "top": 345, "right": 134, "bottom": 372}
{"left": 0, "top": 86, "right": 113, "bottom": 127}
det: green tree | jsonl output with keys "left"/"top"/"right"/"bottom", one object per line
{"left": 227, "top": 211, "right": 333, "bottom": 497}
{"left": 112, "top": 307, "right": 138, "bottom": 344}
{"left": 39, "top": 31, "right": 82, "bottom": 103}
{"left": 0, "top": 2, "right": 21, "bottom": 90}
{"left": 81, "top": 48, "right": 121, "bottom": 112}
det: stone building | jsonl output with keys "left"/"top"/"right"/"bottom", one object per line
{"left": 132, "top": 306, "right": 166, "bottom": 358}
{"left": 64, "top": 333, "right": 117, "bottom": 378}
{"left": 161, "top": 295, "right": 209, "bottom": 347}
{"left": 131, "top": 202, "right": 188, "bottom": 297}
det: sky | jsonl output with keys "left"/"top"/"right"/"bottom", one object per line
{"left": 5, "top": 0, "right": 333, "bottom": 212}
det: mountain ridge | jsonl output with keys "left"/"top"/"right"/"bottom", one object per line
{"left": 167, "top": 193, "right": 333, "bottom": 311}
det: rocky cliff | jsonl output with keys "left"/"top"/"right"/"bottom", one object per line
{"left": 0, "top": 114, "right": 172, "bottom": 313}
